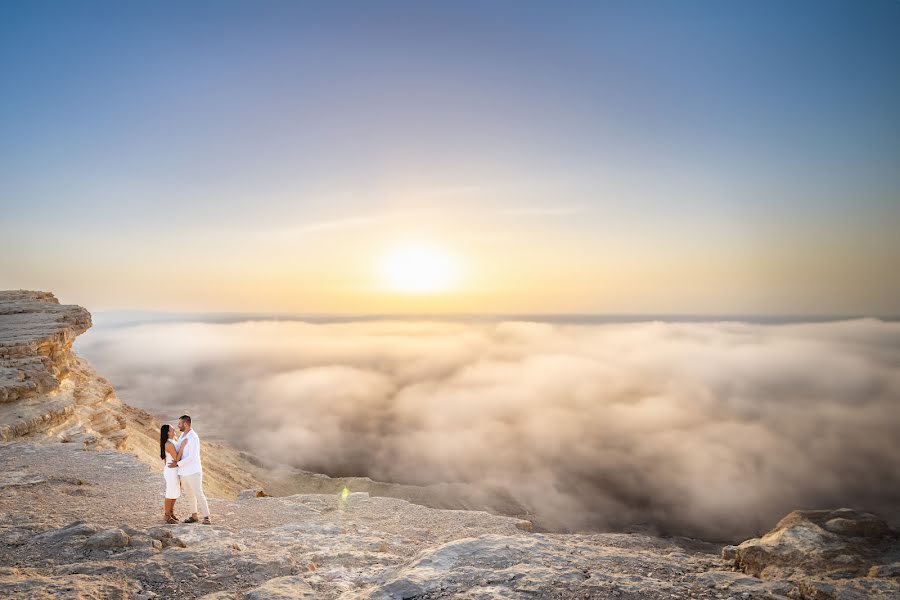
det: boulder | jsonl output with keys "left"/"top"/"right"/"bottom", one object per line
{"left": 724, "top": 508, "right": 899, "bottom": 580}
{"left": 84, "top": 528, "right": 131, "bottom": 550}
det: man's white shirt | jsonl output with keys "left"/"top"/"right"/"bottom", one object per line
{"left": 177, "top": 429, "right": 203, "bottom": 476}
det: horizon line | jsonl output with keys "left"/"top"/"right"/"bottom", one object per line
{"left": 86, "top": 309, "right": 900, "bottom": 326}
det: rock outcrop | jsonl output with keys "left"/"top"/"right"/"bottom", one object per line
{"left": 0, "top": 291, "right": 274, "bottom": 498}
{"left": 0, "top": 291, "right": 91, "bottom": 401}
{"left": 0, "top": 290, "right": 133, "bottom": 449}
{"left": 722, "top": 508, "right": 900, "bottom": 599}
{"left": 0, "top": 291, "right": 92, "bottom": 439}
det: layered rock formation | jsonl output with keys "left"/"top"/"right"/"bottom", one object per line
{"left": 0, "top": 291, "right": 272, "bottom": 498}
{"left": 1, "top": 291, "right": 898, "bottom": 599}
{"left": 0, "top": 291, "right": 93, "bottom": 439}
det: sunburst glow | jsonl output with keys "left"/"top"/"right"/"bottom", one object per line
{"left": 379, "top": 242, "right": 460, "bottom": 293}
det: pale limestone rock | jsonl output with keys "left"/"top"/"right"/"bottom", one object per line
{"left": 83, "top": 528, "right": 131, "bottom": 550}
{"left": 30, "top": 521, "right": 100, "bottom": 544}
{"left": 144, "top": 526, "right": 186, "bottom": 548}
{"left": 245, "top": 575, "right": 319, "bottom": 599}
{"left": 724, "top": 508, "right": 900, "bottom": 600}
{"left": 0, "top": 567, "right": 138, "bottom": 599}
{"left": 725, "top": 508, "right": 898, "bottom": 580}
{"left": 0, "top": 291, "right": 90, "bottom": 406}
{"left": 0, "top": 291, "right": 108, "bottom": 443}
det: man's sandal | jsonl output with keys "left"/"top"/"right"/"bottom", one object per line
{"left": 183, "top": 516, "right": 199, "bottom": 523}
{"left": 202, "top": 517, "right": 211, "bottom": 525}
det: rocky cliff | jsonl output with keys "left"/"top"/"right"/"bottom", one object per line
{"left": 0, "top": 291, "right": 282, "bottom": 498}
{"left": 1, "top": 291, "right": 897, "bottom": 599}
{"left": 0, "top": 291, "right": 93, "bottom": 439}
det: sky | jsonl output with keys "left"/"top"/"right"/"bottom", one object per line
{"left": 2, "top": 0, "right": 899, "bottom": 315}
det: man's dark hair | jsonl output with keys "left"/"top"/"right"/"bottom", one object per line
{"left": 179, "top": 414, "right": 192, "bottom": 425}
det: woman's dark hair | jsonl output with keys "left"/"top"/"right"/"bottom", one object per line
{"left": 159, "top": 424, "right": 170, "bottom": 460}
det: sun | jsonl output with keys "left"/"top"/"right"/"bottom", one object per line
{"left": 379, "top": 242, "right": 460, "bottom": 293}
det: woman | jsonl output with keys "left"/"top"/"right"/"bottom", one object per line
{"left": 159, "top": 424, "right": 182, "bottom": 524}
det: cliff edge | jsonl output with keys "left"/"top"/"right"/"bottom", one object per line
{"left": 0, "top": 291, "right": 93, "bottom": 438}
{"left": 0, "top": 291, "right": 272, "bottom": 498}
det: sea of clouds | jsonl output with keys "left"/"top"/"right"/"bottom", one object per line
{"left": 76, "top": 317, "right": 900, "bottom": 541}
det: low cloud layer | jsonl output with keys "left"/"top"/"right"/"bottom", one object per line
{"left": 77, "top": 318, "right": 900, "bottom": 541}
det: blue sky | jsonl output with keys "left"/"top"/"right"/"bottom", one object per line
{"left": 2, "top": 1, "right": 899, "bottom": 314}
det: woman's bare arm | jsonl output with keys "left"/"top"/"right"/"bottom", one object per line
{"left": 165, "top": 440, "right": 178, "bottom": 460}
{"left": 166, "top": 438, "right": 188, "bottom": 468}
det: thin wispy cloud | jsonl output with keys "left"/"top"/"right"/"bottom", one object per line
{"left": 497, "top": 206, "right": 586, "bottom": 217}
{"left": 295, "top": 215, "right": 390, "bottom": 233}
{"left": 261, "top": 214, "right": 395, "bottom": 238}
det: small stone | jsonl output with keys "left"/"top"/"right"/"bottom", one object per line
{"left": 237, "top": 488, "right": 270, "bottom": 500}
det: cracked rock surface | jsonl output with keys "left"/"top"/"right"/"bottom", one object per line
{"left": 3, "top": 442, "right": 898, "bottom": 599}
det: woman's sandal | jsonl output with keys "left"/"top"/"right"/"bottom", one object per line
{"left": 165, "top": 513, "right": 178, "bottom": 524}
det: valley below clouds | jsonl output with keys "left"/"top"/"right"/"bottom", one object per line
{"left": 76, "top": 317, "right": 900, "bottom": 542}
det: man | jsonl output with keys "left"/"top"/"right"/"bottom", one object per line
{"left": 168, "top": 414, "right": 211, "bottom": 525}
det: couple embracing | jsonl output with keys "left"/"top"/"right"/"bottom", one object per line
{"left": 159, "top": 415, "right": 211, "bottom": 525}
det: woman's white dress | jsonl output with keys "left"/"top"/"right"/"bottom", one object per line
{"left": 164, "top": 438, "right": 181, "bottom": 499}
